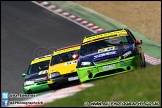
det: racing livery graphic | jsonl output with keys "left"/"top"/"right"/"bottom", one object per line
{"left": 76, "top": 28, "right": 146, "bottom": 83}
{"left": 22, "top": 54, "right": 51, "bottom": 94}
{"left": 47, "top": 44, "right": 80, "bottom": 90}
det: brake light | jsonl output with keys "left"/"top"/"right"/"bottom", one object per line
{"left": 135, "top": 40, "right": 142, "bottom": 45}
{"left": 72, "top": 54, "right": 79, "bottom": 59}
{"left": 46, "top": 75, "right": 48, "bottom": 80}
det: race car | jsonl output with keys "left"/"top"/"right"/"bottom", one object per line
{"left": 21, "top": 54, "right": 51, "bottom": 94}
{"left": 47, "top": 44, "right": 80, "bottom": 90}
{"left": 76, "top": 28, "right": 146, "bottom": 83}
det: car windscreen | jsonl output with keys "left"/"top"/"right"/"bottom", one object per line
{"left": 50, "top": 50, "right": 79, "bottom": 66}
{"left": 79, "top": 35, "right": 134, "bottom": 56}
{"left": 27, "top": 60, "right": 50, "bottom": 75}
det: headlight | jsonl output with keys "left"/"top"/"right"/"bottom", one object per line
{"left": 48, "top": 72, "right": 60, "bottom": 79}
{"left": 81, "top": 62, "right": 94, "bottom": 66}
{"left": 24, "top": 81, "right": 34, "bottom": 86}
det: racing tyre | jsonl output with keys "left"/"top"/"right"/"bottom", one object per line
{"left": 27, "top": 89, "right": 32, "bottom": 94}
{"left": 48, "top": 84, "right": 54, "bottom": 90}
{"left": 143, "top": 57, "right": 146, "bottom": 68}
{"left": 140, "top": 54, "right": 146, "bottom": 68}
{"left": 48, "top": 84, "right": 59, "bottom": 91}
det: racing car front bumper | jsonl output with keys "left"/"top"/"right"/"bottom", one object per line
{"left": 77, "top": 56, "right": 141, "bottom": 83}
{"left": 23, "top": 82, "right": 49, "bottom": 94}
{"left": 47, "top": 72, "right": 80, "bottom": 90}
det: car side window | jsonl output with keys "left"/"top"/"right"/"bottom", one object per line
{"left": 126, "top": 29, "right": 136, "bottom": 42}
{"left": 50, "top": 55, "right": 61, "bottom": 66}
{"left": 119, "top": 36, "right": 128, "bottom": 43}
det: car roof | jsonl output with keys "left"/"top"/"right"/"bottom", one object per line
{"left": 84, "top": 28, "right": 128, "bottom": 38}
{"left": 82, "top": 28, "right": 129, "bottom": 44}
{"left": 56, "top": 44, "right": 81, "bottom": 51}
{"left": 52, "top": 44, "right": 81, "bottom": 56}
{"left": 31, "top": 54, "right": 51, "bottom": 65}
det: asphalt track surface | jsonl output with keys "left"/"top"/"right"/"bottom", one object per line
{"left": 1, "top": 1, "right": 92, "bottom": 101}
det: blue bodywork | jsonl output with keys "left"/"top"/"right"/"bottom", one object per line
{"left": 77, "top": 44, "right": 135, "bottom": 67}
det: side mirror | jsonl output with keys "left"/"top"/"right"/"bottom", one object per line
{"left": 22, "top": 73, "right": 26, "bottom": 77}
{"left": 135, "top": 40, "right": 142, "bottom": 45}
{"left": 72, "top": 54, "right": 79, "bottom": 59}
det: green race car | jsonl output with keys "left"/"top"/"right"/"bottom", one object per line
{"left": 21, "top": 55, "right": 51, "bottom": 94}
{"left": 76, "top": 28, "right": 146, "bottom": 83}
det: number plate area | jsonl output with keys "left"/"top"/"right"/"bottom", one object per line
{"left": 68, "top": 76, "right": 79, "bottom": 81}
{"left": 102, "top": 64, "right": 115, "bottom": 71}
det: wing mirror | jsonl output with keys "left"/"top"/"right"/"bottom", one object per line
{"left": 135, "top": 40, "right": 142, "bottom": 45}
{"left": 22, "top": 73, "right": 26, "bottom": 77}
{"left": 72, "top": 54, "right": 79, "bottom": 59}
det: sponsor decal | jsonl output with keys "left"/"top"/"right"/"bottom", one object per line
{"left": 83, "top": 30, "right": 128, "bottom": 43}
{"left": 98, "top": 46, "right": 115, "bottom": 53}
{"left": 38, "top": 70, "right": 48, "bottom": 75}
{"left": 123, "top": 51, "right": 132, "bottom": 58}
{"left": 81, "top": 62, "right": 91, "bottom": 66}
{"left": 103, "top": 64, "right": 115, "bottom": 70}
{"left": 120, "top": 61, "right": 131, "bottom": 66}
{"left": 53, "top": 46, "right": 80, "bottom": 55}
{"left": 65, "top": 60, "right": 77, "bottom": 66}
{"left": 94, "top": 51, "right": 117, "bottom": 59}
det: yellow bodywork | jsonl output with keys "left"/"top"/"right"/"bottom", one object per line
{"left": 48, "top": 60, "right": 77, "bottom": 75}
{"left": 47, "top": 45, "right": 80, "bottom": 84}
{"left": 31, "top": 55, "right": 51, "bottom": 65}
{"left": 83, "top": 29, "right": 128, "bottom": 43}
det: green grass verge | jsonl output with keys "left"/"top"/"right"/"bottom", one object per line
{"left": 42, "top": 64, "right": 161, "bottom": 107}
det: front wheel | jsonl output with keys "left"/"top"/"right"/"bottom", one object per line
{"left": 48, "top": 84, "right": 53, "bottom": 90}
{"left": 140, "top": 54, "right": 146, "bottom": 68}
{"left": 143, "top": 57, "right": 146, "bottom": 68}
{"left": 48, "top": 84, "right": 60, "bottom": 91}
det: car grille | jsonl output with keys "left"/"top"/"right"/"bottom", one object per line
{"left": 94, "top": 57, "right": 119, "bottom": 64}
{"left": 63, "top": 72, "right": 78, "bottom": 77}
{"left": 33, "top": 77, "right": 47, "bottom": 83}
{"left": 36, "top": 81, "right": 47, "bottom": 85}
{"left": 94, "top": 68, "right": 125, "bottom": 78}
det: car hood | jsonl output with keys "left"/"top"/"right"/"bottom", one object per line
{"left": 48, "top": 60, "right": 78, "bottom": 75}
{"left": 24, "top": 69, "right": 48, "bottom": 81}
{"left": 79, "top": 44, "right": 135, "bottom": 62}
